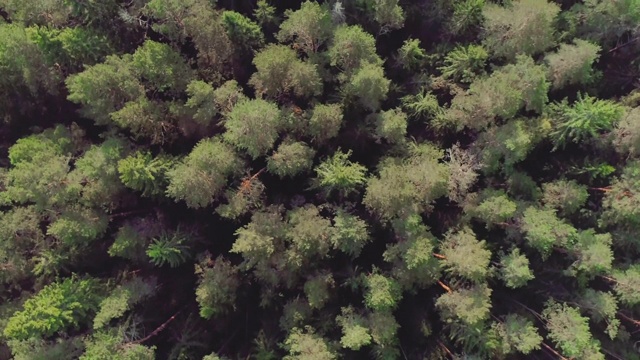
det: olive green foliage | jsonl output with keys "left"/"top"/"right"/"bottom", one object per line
{"left": 4, "top": 278, "right": 101, "bottom": 340}
{"left": 331, "top": 210, "right": 370, "bottom": 257}
{"left": 304, "top": 273, "right": 334, "bottom": 309}
{"left": 93, "top": 277, "right": 157, "bottom": 329}
{"left": 544, "top": 40, "right": 601, "bottom": 89}
{"left": 249, "top": 45, "right": 322, "bottom": 99}
{"left": 449, "top": 0, "right": 485, "bottom": 35}
{"left": 542, "top": 179, "right": 589, "bottom": 215}
{"left": 601, "top": 161, "right": 640, "bottom": 228}
{"left": 131, "top": 40, "right": 192, "bottom": 93}
{"left": 223, "top": 98, "right": 282, "bottom": 158}
{"left": 314, "top": 150, "right": 367, "bottom": 196}
{"left": 254, "top": 0, "right": 278, "bottom": 26}
{"left": 166, "top": 138, "right": 242, "bottom": 208}
{"left": 482, "top": 0, "right": 560, "bottom": 59}
{"left": 436, "top": 284, "right": 492, "bottom": 325}
{"left": 267, "top": 141, "right": 316, "bottom": 178}
{"left": 285, "top": 205, "right": 333, "bottom": 264}
{"left": 440, "top": 227, "right": 491, "bottom": 282}
{"left": 345, "top": 62, "right": 390, "bottom": 111}
{"left": 439, "top": 44, "right": 488, "bottom": 83}
{"left": 329, "top": 25, "right": 381, "bottom": 76}
{"left": 401, "top": 89, "right": 443, "bottom": 122}
{"left": 195, "top": 256, "right": 239, "bottom": 319}
{"left": 549, "top": 93, "right": 624, "bottom": 150}
{"left": 308, "top": 103, "right": 343, "bottom": 143}
{"left": 579, "top": 289, "right": 619, "bottom": 339}
{"left": 213, "top": 79, "right": 246, "bottom": 114}
{"left": 612, "top": 265, "right": 640, "bottom": 306}
{"left": 521, "top": 206, "right": 577, "bottom": 257}
{"left": 499, "top": 249, "right": 534, "bottom": 289}
{"left": 185, "top": 80, "right": 217, "bottom": 125}
{"left": 397, "top": 38, "right": 425, "bottom": 71}
{"left": 282, "top": 327, "right": 336, "bottom": 360}
{"left": 613, "top": 107, "right": 640, "bottom": 156}
{"left": 470, "top": 189, "right": 517, "bottom": 226}
{"left": 543, "top": 302, "right": 603, "bottom": 359}
{"left": 26, "top": 26, "right": 112, "bottom": 69}
{"left": 221, "top": 11, "right": 264, "bottom": 50}
{"left": 474, "top": 119, "right": 540, "bottom": 174}
{"left": 364, "top": 273, "right": 402, "bottom": 311}
{"left": 81, "top": 328, "right": 155, "bottom": 360}
{"left": 118, "top": 151, "right": 175, "bottom": 197}
{"left": 448, "top": 56, "right": 549, "bottom": 130}
{"left": 492, "top": 314, "right": 542, "bottom": 355}
{"left": 335, "top": 307, "right": 371, "bottom": 350}
{"left": 374, "top": 108, "right": 407, "bottom": 143}
{"left": 277, "top": 1, "right": 333, "bottom": 54}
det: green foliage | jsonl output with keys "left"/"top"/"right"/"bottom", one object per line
{"left": 267, "top": 141, "right": 316, "bottom": 178}
{"left": 447, "top": 144, "right": 481, "bottom": 203}
{"left": 166, "top": 137, "right": 242, "bottom": 208}
{"left": 47, "top": 208, "right": 109, "bottom": 245}
{"left": 329, "top": 25, "right": 381, "bottom": 76}
{"left": 93, "top": 277, "right": 157, "bottom": 329}
{"left": 550, "top": 93, "right": 624, "bottom": 150}
{"left": 249, "top": 45, "right": 322, "bottom": 99}
{"left": 436, "top": 284, "right": 492, "bottom": 325}
{"left": 254, "top": 0, "right": 278, "bottom": 26}
{"left": 81, "top": 328, "right": 155, "bottom": 360}
{"left": 397, "top": 38, "right": 425, "bottom": 71}
{"left": 482, "top": 0, "right": 560, "bottom": 59}
{"left": 368, "top": 0, "right": 405, "bottom": 31}
{"left": 216, "top": 178, "right": 265, "bottom": 220}
{"left": 314, "top": 150, "right": 367, "bottom": 196}
{"left": 449, "top": 0, "right": 485, "bottom": 35}
{"left": 475, "top": 119, "right": 539, "bottom": 174}
{"left": 224, "top": 98, "right": 282, "bottom": 159}
{"left": 543, "top": 301, "right": 603, "bottom": 359}
{"left": 307, "top": 103, "right": 343, "bottom": 144}
{"left": 195, "top": 256, "right": 239, "bottom": 319}
{"left": 499, "top": 248, "right": 534, "bottom": 288}
{"left": 440, "top": 227, "right": 491, "bottom": 282}
{"left": 331, "top": 210, "right": 371, "bottom": 257}
{"left": 579, "top": 289, "right": 619, "bottom": 339}
{"left": 470, "top": 190, "right": 517, "bottom": 226}
{"left": 364, "top": 273, "right": 402, "bottom": 311}
{"left": 285, "top": 205, "right": 333, "bottom": 264}
{"left": 26, "top": 26, "right": 112, "bottom": 69}
{"left": 612, "top": 265, "right": 640, "bottom": 306}
{"left": 364, "top": 143, "right": 449, "bottom": 221}
{"left": 222, "top": 11, "right": 264, "bottom": 50}
{"left": 601, "top": 161, "right": 640, "bottom": 228}
{"left": 109, "top": 97, "right": 174, "bottom": 144}
{"left": 5, "top": 337, "right": 83, "bottom": 360}
{"left": 282, "top": 326, "right": 336, "bottom": 360}
{"left": 439, "top": 44, "right": 488, "bottom": 83}
{"left": 613, "top": 107, "right": 640, "bottom": 157}
{"left": 4, "top": 277, "right": 101, "bottom": 340}
{"left": 374, "top": 108, "right": 408, "bottom": 143}
{"left": 521, "top": 206, "right": 577, "bottom": 257}
{"left": 146, "top": 230, "right": 191, "bottom": 268}
{"left": 118, "top": 151, "right": 175, "bottom": 197}
{"left": 185, "top": 80, "right": 217, "bottom": 125}
{"left": 448, "top": 56, "right": 549, "bottom": 130}
{"left": 213, "top": 79, "right": 246, "bottom": 114}
{"left": 400, "top": 89, "right": 443, "bottom": 121}
{"left": 277, "top": 1, "right": 333, "bottom": 54}
{"left": 492, "top": 314, "right": 542, "bottom": 355}
{"left": 544, "top": 40, "right": 601, "bottom": 89}
{"left": 304, "top": 273, "right": 334, "bottom": 309}
{"left": 542, "top": 179, "right": 589, "bottom": 215}
{"left": 131, "top": 40, "right": 192, "bottom": 93}
{"left": 66, "top": 55, "right": 143, "bottom": 125}
{"left": 336, "top": 307, "right": 371, "bottom": 350}
{"left": 345, "top": 62, "right": 390, "bottom": 111}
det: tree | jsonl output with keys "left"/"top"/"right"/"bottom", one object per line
{"left": 613, "top": 107, "right": 640, "bottom": 157}
{"left": 93, "top": 277, "right": 157, "bottom": 329}
{"left": 499, "top": 248, "right": 534, "bottom": 288}
{"left": 600, "top": 161, "right": 640, "bottom": 228}
{"left": 81, "top": 328, "right": 155, "bottom": 360}
{"left": 373, "top": 108, "right": 407, "bottom": 144}
{"left": 364, "top": 272, "right": 402, "bottom": 312}
{"left": 131, "top": 40, "right": 192, "bottom": 93}
{"left": 473, "top": 119, "right": 539, "bottom": 174}
{"left": 166, "top": 137, "right": 243, "bottom": 208}
{"left": 118, "top": 151, "right": 175, "bottom": 197}
{"left": 549, "top": 93, "right": 624, "bottom": 150}
{"left": 221, "top": 11, "right": 264, "bottom": 51}
{"left": 249, "top": 45, "right": 322, "bottom": 99}
{"left": 440, "top": 227, "right": 491, "bottom": 282}
{"left": 254, "top": 0, "right": 278, "bottom": 27}
{"left": 439, "top": 44, "right": 488, "bottom": 83}
{"left": 285, "top": 205, "right": 333, "bottom": 265}
{"left": 277, "top": 1, "right": 333, "bottom": 54}
{"left": 543, "top": 301, "right": 603, "bottom": 359}
{"left": 612, "top": 265, "right": 640, "bottom": 306}
{"left": 184, "top": 80, "right": 217, "bottom": 125}
{"left": 4, "top": 277, "right": 102, "bottom": 340}
{"left": 146, "top": 230, "right": 191, "bottom": 268}
{"left": 544, "top": 39, "right": 601, "bottom": 89}
{"left": 195, "top": 255, "right": 239, "bottom": 319}
{"left": 47, "top": 207, "right": 109, "bottom": 246}
{"left": 216, "top": 177, "right": 265, "bottom": 220}
{"left": 541, "top": 179, "right": 589, "bottom": 216}
{"left": 213, "top": 79, "right": 246, "bottom": 114}
{"left": 336, "top": 307, "right": 371, "bottom": 350}
{"left": 66, "top": 55, "right": 143, "bottom": 125}
{"left": 449, "top": 0, "right": 485, "bottom": 35}
{"left": 367, "top": 0, "right": 405, "bottom": 32}
{"left": 345, "top": 62, "right": 390, "bottom": 111}
{"left": 304, "top": 273, "right": 334, "bottom": 309}
{"left": 223, "top": 98, "right": 282, "bottom": 158}
{"left": 469, "top": 189, "right": 517, "bottom": 226}
{"left": 521, "top": 206, "right": 577, "bottom": 257}
{"left": 109, "top": 97, "right": 175, "bottom": 144}
{"left": 397, "top": 38, "right": 425, "bottom": 71}
{"left": 331, "top": 210, "right": 371, "bottom": 257}
{"left": 446, "top": 144, "right": 481, "bottom": 203}
{"left": 436, "top": 284, "right": 492, "bottom": 325}
{"left": 328, "top": 25, "right": 381, "bottom": 77}
{"left": 482, "top": 0, "right": 560, "bottom": 59}
{"left": 492, "top": 314, "right": 542, "bottom": 355}
{"left": 313, "top": 150, "right": 367, "bottom": 197}
{"left": 578, "top": 289, "right": 619, "bottom": 339}
{"left": 307, "top": 103, "right": 343, "bottom": 144}
{"left": 267, "top": 141, "right": 316, "bottom": 178}
{"left": 282, "top": 327, "right": 337, "bottom": 360}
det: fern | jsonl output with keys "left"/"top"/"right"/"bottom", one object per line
{"left": 146, "top": 230, "right": 190, "bottom": 268}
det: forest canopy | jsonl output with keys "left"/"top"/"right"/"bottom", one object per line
{"left": 1, "top": 0, "right": 640, "bottom": 359}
